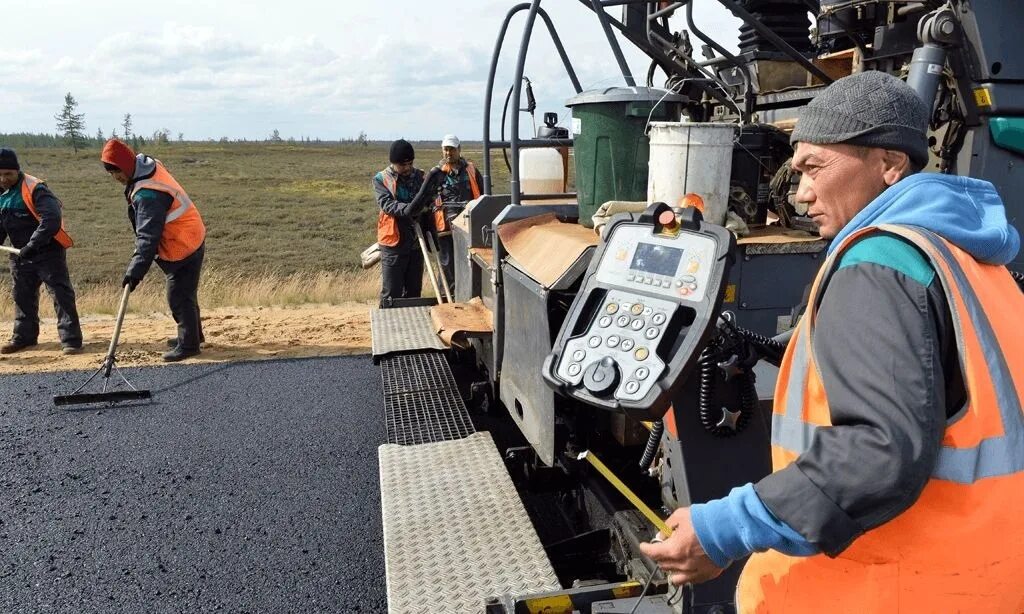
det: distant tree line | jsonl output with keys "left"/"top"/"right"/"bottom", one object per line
{"left": 2, "top": 93, "right": 381, "bottom": 150}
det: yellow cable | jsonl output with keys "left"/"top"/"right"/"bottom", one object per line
{"left": 578, "top": 450, "right": 672, "bottom": 538}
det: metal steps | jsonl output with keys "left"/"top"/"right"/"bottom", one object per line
{"left": 371, "top": 306, "right": 446, "bottom": 360}
{"left": 379, "top": 432, "right": 561, "bottom": 613}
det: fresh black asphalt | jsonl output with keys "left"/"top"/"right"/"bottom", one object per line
{"left": 0, "top": 355, "right": 386, "bottom": 613}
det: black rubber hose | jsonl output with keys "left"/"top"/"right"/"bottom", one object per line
{"left": 639, "top": 419, "right": 665, "bottom": 470}
{"left": 406, "top": 167, "right": 444, "bottom": 216}
{"left": 735, "top": 327, "right": 787, "bottom": 367}
{"left": 736, "top": 369, "right": 756, "bottom": 434}
{"left": 697, "top": 346, "right": 718, "bottom": 434}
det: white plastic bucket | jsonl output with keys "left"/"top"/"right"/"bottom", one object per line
{"left": 647, "top": 122, "right": 735, "bottom": 225}
{"left": 519, "top": 148, "right": 565, "bottom": 197}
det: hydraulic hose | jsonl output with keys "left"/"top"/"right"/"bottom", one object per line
{"left": 639, "top": 419, "right": 665, "bottom": 471}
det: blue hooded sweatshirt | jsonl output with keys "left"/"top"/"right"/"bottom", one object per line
{"left": 690, "top": 173, "right": 1020, "bottom": 569}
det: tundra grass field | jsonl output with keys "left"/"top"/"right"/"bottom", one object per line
{"left": 0, "top": 142, "right": 511, "bottom": 318}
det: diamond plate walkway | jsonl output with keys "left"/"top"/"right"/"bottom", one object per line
{"left": 379, "top": 432, "right": 560, "bottom": 613}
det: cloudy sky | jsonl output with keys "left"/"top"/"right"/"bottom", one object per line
{"left": 2, "top": 0, "right": 742, "bottom": 142}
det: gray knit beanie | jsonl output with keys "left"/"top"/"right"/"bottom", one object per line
{"left": 791, "top": 71, "right": 930, "bottom": 167}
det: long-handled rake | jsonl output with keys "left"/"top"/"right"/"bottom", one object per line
{"left": 53, "top": 285, "right": 152, "bottom": 406}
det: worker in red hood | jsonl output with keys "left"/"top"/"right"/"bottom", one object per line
{"left": 101, "top": 138, "right": 206, "bottom": 362}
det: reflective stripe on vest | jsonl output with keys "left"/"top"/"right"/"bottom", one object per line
{"left": 433, "top": 161, "right": 480, "bottom": 233}
{"left": 740, "top": 223, "right": 1024, "bottom": 612}
{"left": 770, "top": 225, "right": 1024, "bottom": 483}
{"left": 377, "top": 172, "right": 400, "bottom": 247}
{"left": 130, "top": 162, "right": 205, "bottom": 261}
{"left": 21, "top": 175, "right": 73, "bottom": 248}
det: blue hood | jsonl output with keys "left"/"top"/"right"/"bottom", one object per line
{"left": 828, "top": 173, "right": 1020, "bottom": 265}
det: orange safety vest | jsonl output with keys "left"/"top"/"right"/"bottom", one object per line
{"left": 21, "top": 175, "right": 73, "bottom": 248}
{"left": 737, "top": 224, "right": 1024, "bottom": 613}
{"left": 432, "top": 161, "right": 480, "bottom": 233}
{"left": 130, "top": 161, "right": 206, "bottom": 262}
{"left": 377, "top": 172, "right": 401, "bottom": 247}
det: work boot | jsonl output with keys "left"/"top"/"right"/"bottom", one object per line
{"left": 162, "top": 346, "right": 201, "bottom": 362}
{"left": 168, "top": 335, "right": 206, "bottom": 348}
{"left": 61, "top": 343, "right": 84, "bottom": 355}
{"left": 1, "top": 341, "right": 37, "bottom": 354}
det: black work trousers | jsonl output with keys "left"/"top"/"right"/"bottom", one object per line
{"left": 156, "top": 242, "right": 204, "bottom": 350}
{"left": 10, "top": 250, "right": 82, "bottom": 346}
{"left": 379, "top": 246, "right": 423, "bottom": 307}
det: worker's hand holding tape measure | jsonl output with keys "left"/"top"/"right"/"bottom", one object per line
{"left": 639, "top": 507, "right": 725, "bottom": 587}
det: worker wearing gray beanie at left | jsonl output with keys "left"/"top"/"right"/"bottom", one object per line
{"left": 0, "top": 147, "right": 83, "bottom": 355}
{"left": 640, "top": 70, "right": 1023, "bottom": 611}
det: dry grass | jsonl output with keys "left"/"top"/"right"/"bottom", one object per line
{"left": 0, "top": 269, "right": 381, "bottom": 319}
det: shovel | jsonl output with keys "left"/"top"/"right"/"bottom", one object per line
{"left": 53, "top": 285, "right": 152, "bottom": 406}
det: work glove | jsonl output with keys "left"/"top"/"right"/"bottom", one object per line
{"left": 122, "top": 275, "right": 141, "bottom": 291}
{"left": 17, "top": 243, "right": 38, "bottom": 259}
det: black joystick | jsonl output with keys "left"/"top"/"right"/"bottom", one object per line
{"left": 582, "top": 357, "right": 621, "bottom": 397}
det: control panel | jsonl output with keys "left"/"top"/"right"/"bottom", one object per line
{"left": 543, "top": 203, "right": 734, "bottom": 421}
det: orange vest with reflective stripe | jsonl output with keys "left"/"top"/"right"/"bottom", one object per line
{"left": 21, "top": 175, "right": 73, "bottom": 248}
{"left": 130, "top": 162, "right": 205, "bottom": 262}
{"left": 377, "top": 173, "right": 401, "bottom": 247}
{"left": 432, "top": 161, "right": 480, "bottom": 233}
{"left": 738, "top": 225, "right": 1024, "bottom": 613}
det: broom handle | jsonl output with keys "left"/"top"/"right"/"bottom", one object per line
{"left": 424, "top": 230, "right": 453, "bottom": 303}
{"left": 103, "top": 285, "right": 132, "bottom": 376}
{"left": 0, "top": 245, "right": 21, "bottom": 256}
{"left": 413, "top": 223, "right": 444, "bottom": 305}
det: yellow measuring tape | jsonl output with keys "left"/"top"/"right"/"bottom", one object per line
{"left": 578, "top": 450, "right": 672, "bottom": 538}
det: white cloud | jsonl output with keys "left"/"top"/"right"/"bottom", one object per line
{"left": 1, "top": 1, "right": 744, "bottom": 141}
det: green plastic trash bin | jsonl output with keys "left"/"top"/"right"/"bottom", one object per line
{"left": 567, "top": 87, "right": 686, "bottom": 227}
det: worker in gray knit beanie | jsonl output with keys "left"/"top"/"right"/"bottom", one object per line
{"left": 791, "top": 71, "right": 930, "bottom": 168}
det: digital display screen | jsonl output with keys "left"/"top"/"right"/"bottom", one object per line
{"left": 630, "top": 243, "right": 683, "bottom": 276}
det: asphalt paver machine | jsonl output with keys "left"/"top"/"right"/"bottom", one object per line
{"left": 372, "top": 1, "right": 1023, "bottom": 612}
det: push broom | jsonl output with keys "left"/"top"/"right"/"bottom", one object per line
{"left": 53, "top": 285, "right": 152, "bottom": 406}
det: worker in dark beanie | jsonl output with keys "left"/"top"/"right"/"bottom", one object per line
{"left": 101, "top": 138, "right": 207, "bottom": 362}
{"left": 0, "top": 147, "right": 83, "bottom": 355}
{"left": 371, "top": 139, "right": 444, "bottom": 306}
{"left": 641, "top": 71, "right": 1023, "bottom": 610}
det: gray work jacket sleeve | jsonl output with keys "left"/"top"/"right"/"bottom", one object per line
{"left": 125, "top": 190, "right": 173, "bottom": 280}
{"left": 754, "top": 261, "right": 950, "bottom": 556}
{"left": 373, "top": 174, "right": 418, "bottom": 219}
{"left": 27, "top": 184, "right": 63, "bottom": 248}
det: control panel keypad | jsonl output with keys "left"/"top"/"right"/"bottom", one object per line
{"left": 557, "top": 289, "right": 673, "bottom": 402}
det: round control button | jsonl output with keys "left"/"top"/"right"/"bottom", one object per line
{"left": 644, "top": 327, "right": 659, "bottom": 340}
{"left": 567, "top": 363, "right": 581, "bottom": 376}
{"left": 652, "top": 313, "right": 666, "bottom": 326}
{"left": 620, "top": 338, "right": 635, "bottom": 351}
{"left": 606, "top": 335, "right": 621, "bottom": 348}
{"left": 606, "top": 303, "right": 619, "bottom": 315}
{"left": 678, "top": 287, "right": 692, "bottom": 297}
{"left": 588, "top": 336, "right": 602, "bottom": 348}
{"left": 681, "top": 275, "right": 696, "bottom": 283}
{"left": 631, "top": 303, "right": 644, "bottom": 315}
{"left": 624, "top": 380, "right": 640, "bottom": 394}
{"left": 688, "top": 283, "right": 698, "bottom": 291}
{"left": 658, "top": 210, "right": 676, "bottom": 226}
{"left": 635, "top": 367, "right": 650, "bottom": 380}
{"left": 642, "top": 306, "right": 653, "bottom": 316}
{"left": 630, "top": 319, "right": 644, "bottom": 331}
{"left": 572, "top": 349, "right": 586, "bottom": 362}
{"left": 634, "top": 347, "right": 649, "bottom": 361}
{"left": 599, "top": 316, "right": 612, "bottom": 328}
{"left": 675, "top": 279, "right": 684, "bottom": 288}
{"left": 616, "top": 315, "right": 631, "bottom": 328}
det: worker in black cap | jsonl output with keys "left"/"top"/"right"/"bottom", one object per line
{"left": 0, "top": 147, "right": 83, "bottom": 355}
{"left": 371, "top": 139, "right": 441, "bottom": 306}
